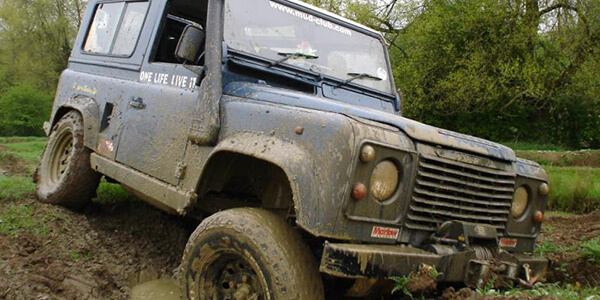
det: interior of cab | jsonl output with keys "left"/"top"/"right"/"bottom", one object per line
{"left": 153, "top": 0, "right": 208, "bottom": 64}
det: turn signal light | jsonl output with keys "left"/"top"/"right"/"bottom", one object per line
{"left": 360, "top": 145, "right": 376, "bottom": 163}
{"left": 533, "top": 211, "right": 544, "bottom": 223}
{"left": 352, "top": 182, "right": 367, "bottom": 200}
{"left": 539, "top": 183, "right": 549, "bottom": 196}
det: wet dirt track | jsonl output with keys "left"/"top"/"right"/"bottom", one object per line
{"left": 0, "top": 196, "right": 191, "bottom": 300}
{"left": 1, "top": 194, "right": 599, "bottom": 299}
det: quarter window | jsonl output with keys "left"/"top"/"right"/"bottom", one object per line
{"left": 83, "top": 1, "right": 149, "bottom": 56}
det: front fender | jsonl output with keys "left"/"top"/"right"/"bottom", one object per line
{"left": 49, "top": 95, "right": 100, "bottom": 149}
{"left": 206, "top": 132, "right": 322, "bottom": 233}
{"left": 206, "top": 96, "right": 357, "bottom": 238}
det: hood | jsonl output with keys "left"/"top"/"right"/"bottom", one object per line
{"left": 224, "top": 82, "right": 516, "bottom": 162}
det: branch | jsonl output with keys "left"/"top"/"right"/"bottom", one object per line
{"left": 538, "top": 0, "right": 590, "bottom": 35}
{"left": 539, "top": 2, "right": 575, "bottom": 17}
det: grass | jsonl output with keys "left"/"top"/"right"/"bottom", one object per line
{"left": 546, "top": 166, "right": 600, "bottom": 213}
{"left": 581, "top": 238, "right": 600, "bottom": 265}
{"left": 390, "top": 275, "right": 412, "bottom": 298}
{"left": 0, "top": 175, "right": 36, "bottom": 200}
{"left": 0, "top": 204, "right": 51, "bottom": 236}
{"left": 516, "top": 149, "right": 600, "bottom": 168}
{"left": 483, "top": 283, "right": 600, "bottom": 300}
{"left": 95, "top": 181, "right": 137, "bottom": 204}
{"left": 500, "top": 141, "right": 570, "bottom": 151}
{"left": 0, "top": 136, "right": 46, "bottom": 163}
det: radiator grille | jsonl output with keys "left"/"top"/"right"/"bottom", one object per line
{"left": 406, "top": 154, "right": 515, "bottom": 233}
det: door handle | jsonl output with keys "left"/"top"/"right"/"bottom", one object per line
{"left": 129, "top": 97, "right": 146, "bottom": 109}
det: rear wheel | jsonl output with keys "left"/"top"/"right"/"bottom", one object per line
{"left": 179, "top": 208, "right": 325, "bottom": 300}
{"left": 35, "top": 111, "right": 100, "bottom": 209}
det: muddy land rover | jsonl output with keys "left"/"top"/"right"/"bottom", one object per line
{"left": 35, "top": 0, "right": 549, "bottom": 298}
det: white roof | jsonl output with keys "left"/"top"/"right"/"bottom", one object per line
{"left": 284, "top": 0, "right": 384, "bottom": 38}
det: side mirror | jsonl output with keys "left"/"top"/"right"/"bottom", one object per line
{"left": 175, "top": 25, "right": 205, "bottom": 63}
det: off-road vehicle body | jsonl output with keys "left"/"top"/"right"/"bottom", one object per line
{"left": 37, "top": 0, "right": 549, "bottom": 298}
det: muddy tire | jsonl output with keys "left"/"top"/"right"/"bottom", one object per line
{"left": 179, "top": 208, "right": 325, "bottom": 300}
{"left": 35, "top": 111, "right": 100, "bottom": 209}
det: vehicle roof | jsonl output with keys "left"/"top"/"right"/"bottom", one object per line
{"left": 283, "top": 0, "right": 384, "bottom": 38}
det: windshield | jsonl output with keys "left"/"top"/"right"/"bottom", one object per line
{"left": 224, "top": 0, "right": 393, "bottom": 94}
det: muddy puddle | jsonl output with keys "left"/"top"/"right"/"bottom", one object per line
{"left": 130, "top": 279, "right": 180, "bottom": 300}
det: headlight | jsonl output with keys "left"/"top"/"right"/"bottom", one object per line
{"left": 370, "top": 160, "right": 399, "bottom": 201}
{"left": 511, "top": 186, "right": 529, "bottom": 218}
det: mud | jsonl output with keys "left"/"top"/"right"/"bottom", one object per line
{"left": 130, "top": 279, "right": 180, "bottom": 300}
{"left": 1, "top": 190, "right": 599, "bottom": 299}
{"left": 0, "top": 196, "right": 192, "bottom": 300}
{"left": 0, "top": 146, "right": 28, "bottom": 175}
{"left": 536, "top": 211, "right": 600, "bottom": 286}
{"left": 439, "top": 287, "right": 559, "bottom": 300}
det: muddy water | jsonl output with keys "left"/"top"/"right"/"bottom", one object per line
{"left": 130, "top": 279, "right": 181, "bottom": 300}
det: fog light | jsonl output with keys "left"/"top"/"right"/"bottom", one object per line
{"left": 511, "top": 186, "right": 529, "bottom": 218}
{"left": 370, "top": 160, "right": 399, "bottom": 201}
{"left": 360, "top": 145, "right": 376, "bottom": 163}
{"left": 352, "top": 182, "right": 367, "bottom": 200}
{"left": 533, "top": 211, "right": 544, "bottom": 223}
{"left": 539, "top": 182, "right": 549, "bottom": 196}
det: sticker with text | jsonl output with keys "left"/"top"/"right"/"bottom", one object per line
{"left": 139, "top": 71, "right": 197, "bottom": 89}
{"left": 371, "top": 226, "right": 399, "bottom": 240}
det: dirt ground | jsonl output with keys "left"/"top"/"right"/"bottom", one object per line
{"left": 2, "top": 193, "right": 599, "bottom": 300}
{"left": 0, "top": 195, "right": 193, "bottom": 300}
{"left": 536, "top": 211, "right": 600, "bottom": 286}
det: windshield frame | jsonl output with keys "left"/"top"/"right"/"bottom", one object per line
{"left": 222, "top": 0, "right": 397, "bottom": 97}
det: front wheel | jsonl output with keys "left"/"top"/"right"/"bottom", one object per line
{"left": 35, "top": 111, "right": 100, "bottom": 209}
{"left": 179, "top": 208, "right": 325, "bottom": 300}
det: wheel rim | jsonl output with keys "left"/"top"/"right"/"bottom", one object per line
{"left": 48, "top": 129, "right": 74, "bottom": 185}
{"left": 200, "top": 252, "right": 267, "bottom": 300}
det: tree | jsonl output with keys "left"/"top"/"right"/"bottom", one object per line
{"left": 388, "top": 0, "right": 600, "bottom": 147}
{"left": 0, "top": 84, "right": 52, "bottom": 136}
{"left": 0, "top": 0, "right": 85, "bottom": 93}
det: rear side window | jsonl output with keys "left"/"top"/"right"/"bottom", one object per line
{"left": 83, "top": 1, "right": 149, "bottom": 56}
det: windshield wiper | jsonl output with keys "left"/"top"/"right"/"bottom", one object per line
{"left": 336, "top": 72, "right": 382, "bottom": 88}
{"left": 269, "top": 52, "right": 319, "bottom": 68}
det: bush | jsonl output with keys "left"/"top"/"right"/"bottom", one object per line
{"left": 0, "top": 84, "right": 53, "bottom": 136}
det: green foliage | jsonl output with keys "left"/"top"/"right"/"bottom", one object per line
{"left": 0, "top": 204, "right": 49, "bottom": 236}
{"left": 390, "top": 275, "right": 412, "bottom": 298}
{"left": 535, "top": 241, "right": 577, "bottom": 255}
{"left": 0, "top": 137, "right": 47, "bottom": 164}
{"left": 0, "top": 0, "right": 84, "bottom": 92}
{"left": 484, "top": 282, "right": 600, "bottom": 300}
{"left": 581, "top": 238, "right": 600, "bottom": 265}
{"left": 475, "top": 276, "right": 497, "bottom": 295}
{"left": 0, "top": 176, "right": 36, "bottom": 201}
{"left": 389, "top": 0, "right": 600, "bottom": 148}
{"left": 546, "top": 166, "right": 600, "bottom": 213}
{"left": 503, "top": 142, "right": 569, "bottom": 151}
{"left": 95, "top": 182, "right": 137, "bottom": 205}
{"left": 0, "top": 84, "right": 53, "bottom": 136}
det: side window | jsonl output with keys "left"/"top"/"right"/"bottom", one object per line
{"left": 152, "top": 0, "right": 208, "bottom": 64}
{"left": 83, "top": 1, "right": 149, "bottom": 56}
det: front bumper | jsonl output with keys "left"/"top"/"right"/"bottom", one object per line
{"left": 319, "top": 242, "right": 548, "bottom": 286}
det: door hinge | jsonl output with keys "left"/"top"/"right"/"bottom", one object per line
{"left": 175, "top": 162, "right": 187, "bottom": 179}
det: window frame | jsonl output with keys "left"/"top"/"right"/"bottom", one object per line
{"left": 81, "top": 0, "right": 151, "bottom": 58}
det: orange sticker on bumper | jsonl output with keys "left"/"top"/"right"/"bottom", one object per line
{"left": 499, "top": 238, "right": 518, "bottom": 248}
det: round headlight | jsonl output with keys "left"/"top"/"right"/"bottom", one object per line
{"left": 370, "top": 160, "right": 399, "bottom": 201}
{"left": 511, "top": 186, "right": 529, "bottom": 218}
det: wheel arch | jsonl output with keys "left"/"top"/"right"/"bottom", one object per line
{"left": 48, "top": 95, "right": 100, "bottom": 149}
{"left": 196, "top": 132, "right": 320, "bottom": 231}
